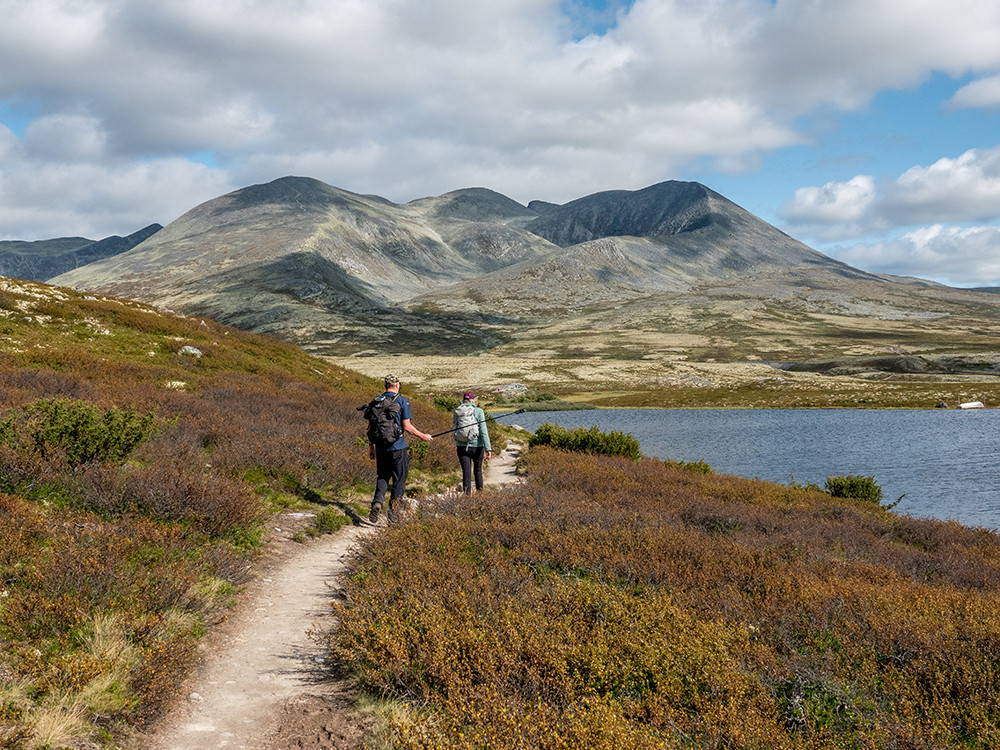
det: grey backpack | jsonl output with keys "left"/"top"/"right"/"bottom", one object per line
{"left": 453, "top": 402, "right": 480, "bottom": 443}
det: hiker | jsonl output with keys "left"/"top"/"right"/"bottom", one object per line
{"left": 364, "top": 374, "right": 432, "bottom": 523}
{"left": 453, "top": 391, "right": 491, "bottom": 494}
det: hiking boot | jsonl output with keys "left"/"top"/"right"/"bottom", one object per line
{"left": 368, "top": 506, "right": 380, "bottom": 524}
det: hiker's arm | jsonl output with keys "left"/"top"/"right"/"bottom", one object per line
{"left": 479, "top": 410, "right": 492, "bottom": 453}
{"left": 403, "top": 418, "right": 432, "bottom": 442}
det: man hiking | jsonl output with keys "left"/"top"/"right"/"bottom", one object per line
{"left": 363, "top": 374, "right": 432, "bottom": 524}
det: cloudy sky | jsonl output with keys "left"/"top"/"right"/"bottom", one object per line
{"left": 2, "top": 0, "right": 1000, "bottom": 286}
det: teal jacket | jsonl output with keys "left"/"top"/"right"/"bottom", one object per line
{"left": 453, "top": 404, "right": 491, "bottom": 451}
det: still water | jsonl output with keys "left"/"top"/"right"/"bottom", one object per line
{"left": 510, "top": 409, "right": 1000, "bottom": 531}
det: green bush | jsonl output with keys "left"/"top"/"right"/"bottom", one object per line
{"left": 666, "top": 458, "right": 713, "bottom": 474}
{"left": 529, "top": 422, "right": 641, "bottom": 462}
{"left": 433, "top": 395, "right": 461, "bottom": 412}
{"left": 3, "top": 398, "right": 156, "bottom": 467}
{"left": 495, "top": 390, "right": 558, "bottom": 405}
{"left": 314, "top": 505, "right": 350, "bottom": 534}
{"left": 825, "top": 475, "right": 882, "bottom": 504}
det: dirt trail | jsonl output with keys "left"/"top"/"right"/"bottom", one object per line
{"left": 140, "top": 441, "right": 523, "bottom": 749}
{"left": 484, "top": 440, "right": 522, "bottom": 486}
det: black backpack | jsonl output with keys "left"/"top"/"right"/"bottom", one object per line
{"left": 359, "top": 393, "right": 403, "bottom": 448}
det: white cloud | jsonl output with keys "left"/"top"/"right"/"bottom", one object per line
{"left": 3, "top": 0, "right": 1000, "bottom": 238}
{"left": 0, "top": 124, "right": 16, "bottom": 158}
{"left": 0, "top": 156, "right": 234, "bottom": 240}
{"left": 24, "top": 114, "right": 107, "bottom": 161}
{"left": 784, "top": 175, "right": 877, "bottom": 226}
{"left": 835, "top": 225, "right": 1000, "bottom": 286}
{"left": 951, "top": 74, "right": 1000, "bottom": 109}
{"left": 884, "top": 149, "right": 1000, "bottom": 223}
{"left": 784, "top": 147, "right": 1000, "bottom": 240}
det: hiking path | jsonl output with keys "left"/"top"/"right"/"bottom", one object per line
{"left": 140, "top": 440, "right": 523, "bottom": 749}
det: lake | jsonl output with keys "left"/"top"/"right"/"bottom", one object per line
{"left": 508, "top": 409, "right": 1000, "bottom": 531}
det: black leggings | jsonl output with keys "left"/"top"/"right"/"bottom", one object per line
{"left": 457, "top": 446, "right": 485, "bottom": 494}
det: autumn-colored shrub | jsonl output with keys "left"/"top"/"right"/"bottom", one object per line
{"left": 334, "top": 446, "right": 1000, "bottom": 749}
{"left": 0, "top": 493, "right": 250, "bottom": 739}
{"left": 665, "top": 457, "right": 713, "bottom": 474}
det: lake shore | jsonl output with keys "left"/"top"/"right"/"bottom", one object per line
{"left": 322, "top": 354, "right": 1000, "bottom": 409}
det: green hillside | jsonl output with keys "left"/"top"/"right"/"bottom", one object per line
{"left": 0, "top": 277, "right": 453, "bottom": 748}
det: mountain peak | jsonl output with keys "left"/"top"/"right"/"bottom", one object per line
{"left": 524, "top": 180, "right": 726, "bottom": 247}
{"left": 408, "top": 187, "right": 536, "bottom": 222}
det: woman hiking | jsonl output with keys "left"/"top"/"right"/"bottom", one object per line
{"left": 452, "top": 391, "right": 491, "bottom": 494}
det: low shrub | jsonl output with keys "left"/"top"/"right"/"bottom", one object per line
{"left": 2, "top": 398, "right": 156, "bottom": 467}
{"left": 495, "top": 390, "right": 559, "bottom": 405}
{"left": 529, "top": 422, "right": 641, "bottom": 461}
{"left": 432, "top": 395, "right": 461, "bottom": 412}
{"left": 313, "top": 505, "right": 351, "bottom": 535}
{"left": 666, "top": 458, "right": 713, "bottom": 474}
{"left": 825, "top": 474, "right": 882, "bottom": 504}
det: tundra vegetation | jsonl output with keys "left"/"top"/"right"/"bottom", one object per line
{"left": 0, "top": 278, "right": 453, "bottom": 748}
{"left": 334, "top": 440, "right": 1000, "bottom": 749}
{"left": 5, "top": 275, "right": 1000, "bottom": 749}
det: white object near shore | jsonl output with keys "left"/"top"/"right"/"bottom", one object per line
{"left": 958, "top": 401, "right": 985, "bottom": 409}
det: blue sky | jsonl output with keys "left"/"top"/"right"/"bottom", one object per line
{"left": 2, "top": 0, "right": 1000, "bottom": 287}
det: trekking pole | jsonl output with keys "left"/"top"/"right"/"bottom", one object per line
{"left": 430, "top": 408, "right": 526, "bottom": 438}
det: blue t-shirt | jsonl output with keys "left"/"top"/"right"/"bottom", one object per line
{"left": 377, "top": 391, "right": 412, "bottom": 453}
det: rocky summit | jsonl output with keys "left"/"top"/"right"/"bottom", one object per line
{"left": 47, "top": 176, "right": 1000, "bottom": 363}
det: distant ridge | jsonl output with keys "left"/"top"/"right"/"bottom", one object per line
{"left": 408, "top": 187, "right": 538, "bottom": 222}
{"left": 47, "top": 176, "right": 1000, "bottom": 360}
{"left": 0, "top": 224, "right": 162, "bottom": 282}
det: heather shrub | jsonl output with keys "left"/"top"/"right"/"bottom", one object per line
{"left": 825, "top": 474, "right": 882, "bottom": 504}
{"left": 529, "top": 422, "right": 641, "bottom": 461}
{"left": 314, "top": 505, "right": 351, "bottom": 534}
{"left": 0, "top": 493, "right": 250, "bottom": 742}
{"left": 335, "top": 446, "right": 1000, "bottom": 749}
{"left": 75, "top": 457, "right": 265, "bottom": 537}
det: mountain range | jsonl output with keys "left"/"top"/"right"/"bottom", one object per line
{"left": 0, "top": 224, "right": 162, "bottom": 282}
{"left": 41, "top": 176, "right": 1000, "bottom": 363}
